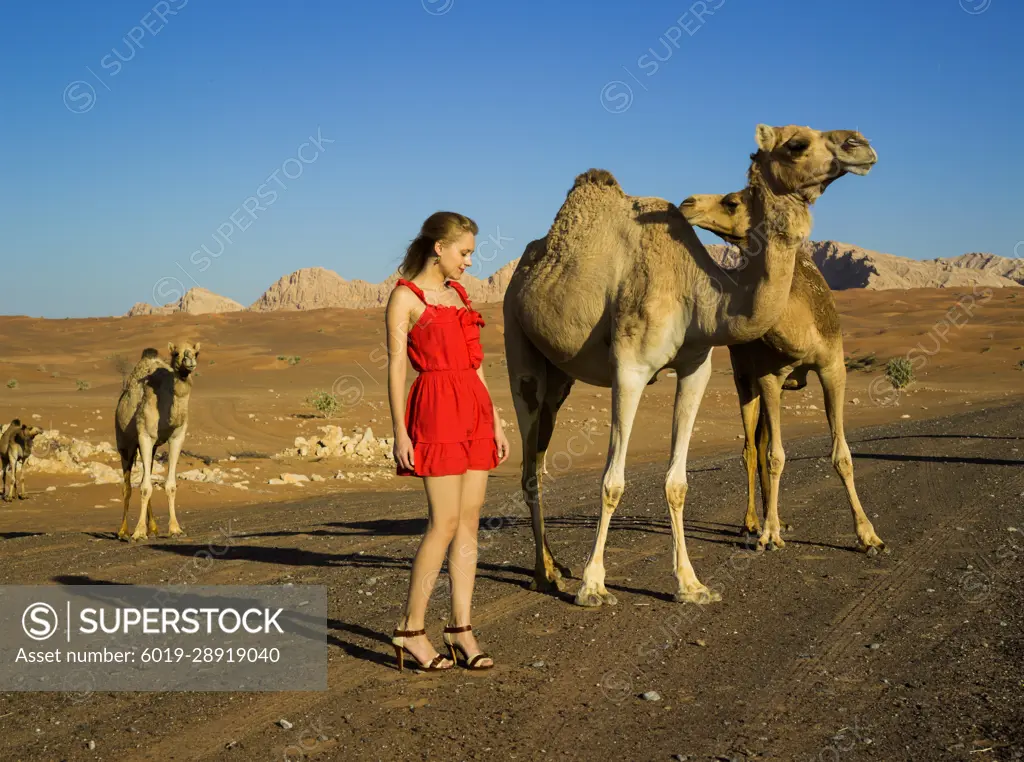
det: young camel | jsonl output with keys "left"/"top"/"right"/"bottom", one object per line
{"left": 503, "top": 124, "right": 878, "bottom": 606}
{"left": 680, "top": 188, "right": 886, "bottom": 554}
{"left": 1, "top": 419, "right": 44, "bottom": 501}
{"left": 114, "top": 342, "right": 200, "bottom": 542}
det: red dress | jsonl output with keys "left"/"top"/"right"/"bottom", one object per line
{"left": 395, "top": 278, "right": 500, "bottom": 477}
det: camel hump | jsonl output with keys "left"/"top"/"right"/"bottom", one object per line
{"left": 570, "top": 168, "right": 622, "bottom": 193}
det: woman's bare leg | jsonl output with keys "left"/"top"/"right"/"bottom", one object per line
{"left": 398, "top": 473, "right": 462, "bottom": 667}
{"left": 446, "top": 469, "right": 493, "bottom": 666}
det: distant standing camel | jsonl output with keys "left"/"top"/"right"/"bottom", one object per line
{"left": 680, "top": 185, "right": 886, "bottom": 554}
{"left": 1, "top": 419, "right": 44, "bottom": 501}
{"left": 503, "top": 125, "right": 877, "bottom": 606}
{"left": 115, "top": 342, "right": 200, "bottom": 541}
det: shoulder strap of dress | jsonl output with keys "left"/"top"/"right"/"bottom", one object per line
{"left": 395, "top": 278, "right": 426, "bottom": 304}
{"left": 447, "top": 280, "right": 472, "bottom": 308}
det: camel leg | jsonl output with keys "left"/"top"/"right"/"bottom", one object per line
{"left": 131, "top": 434, "right": 156, "bottom": 542}
{"left": 665, "top": 351, "right": 721, "bottom": 604}
{"left": 15, "top": 459, "right": 26, "bottom": 499}
{"left": 2, "top": 459, "right": 13, "bottom": 502}
{"left": 819, "top": 361, "right": 886, "bottom": 553}
{"left": 575, "top": 363, "right": 648, "bottom": 607}
{"left": 756, "top": 374, "right": 787, "bottom": 551}
{"left": 755, "top": 406, "right": 770, "bottom": 525}
{"left": 165, "top": 428, "right": 187, "bottom": 537}
{"left": 505, "top": 311, "right": 568, "bottom": 592}
{"left": 117, "top": 448, "right": 136, "bottom": 540}
{"left": 735, "top": 376, "right": 762, "bottom": 537}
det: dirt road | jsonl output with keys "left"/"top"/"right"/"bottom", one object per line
{"left": 1, "top": 401, "right": 1022, "bottom": 761}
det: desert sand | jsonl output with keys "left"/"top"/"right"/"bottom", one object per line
{"left": 0, "top": 285, "right": 1020, "bottom": 525}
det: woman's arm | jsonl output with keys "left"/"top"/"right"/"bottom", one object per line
{"left": 476, "top": 365, "right": 503, "bottom": 433}
{"left": 386, "top": 289, "right": 417, "bottom": 471}
{"left": 477, "top": 364, "right": 510, "bottom": 464}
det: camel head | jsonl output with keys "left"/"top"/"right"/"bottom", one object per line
{"left": 168, "top": 341, "right": 201, "bottom": 378}
{"left": 751, "top": 124, "right": 878, "bottom": 203}
{"left": 819, "top": 129, "right": 877, "bottom": 191}
{"left": 17, "top": 422, "right": 43, "bottom": 450}
{"left": 679, "top": 190, "right": 751, "bottom": 246}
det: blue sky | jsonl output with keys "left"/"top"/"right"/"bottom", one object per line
{"left": 1, "top": 0, "right": 1021, "bottom": 318}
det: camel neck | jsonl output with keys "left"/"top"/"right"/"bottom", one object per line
{"left": 713, "top": 158, "right": 808, "bottom": 343}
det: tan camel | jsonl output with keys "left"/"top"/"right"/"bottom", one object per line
{"left": 114, "top": 342, "right": 200, "bottom": 541}
{"left": 503, "top": 124, "right": 877, "bottom": 606}
{"left": 1, "top": 419, "right": 43, "bottom": 501}
{"left": 680, "top": 185, "right": 886, "bottom": 554}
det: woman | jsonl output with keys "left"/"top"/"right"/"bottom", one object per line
{"left": 386, "top": 211, "right": 511, "bottom": 672}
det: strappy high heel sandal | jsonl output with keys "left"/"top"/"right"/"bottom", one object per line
{"left": 442, "top": 624, "right": 494, "bottom": 670}
{"left": 391, "top": 628, "right": 454, "bottom": 673}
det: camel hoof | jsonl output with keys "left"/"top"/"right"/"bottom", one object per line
{"left": 674, "top": 586, "right": 722, "bottom": 604}
{"left": 530, "top": 574, "right": 565, "bottom": 593}
{"left": 863, "top": 541, "right": 887, "bottom": 556}
{"left": 741, "top": 525, "right": 760, "bottom": 538}
{"left": 116, "top": 532, "right": 130, "bottom": 542}
{"left": 574, "top": 588, "right": 605, "bottom": 608}
{"left": 168, "top": 529, "right": 186, "bottom": 538}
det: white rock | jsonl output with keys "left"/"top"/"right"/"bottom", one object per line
{"left": 281, "top": 473, "right": 310, "bottom": 484}
{"left": 277, "top": 719, "right": 293, "bottom": 730}
{"left": 268, "top": 478, "right": 286, "bottom": 485}
{"left": 85, "top": 462, "right": 122, "bottom": 485}
{"left": 311, "top": 474, "right": 325, "bottom": 482}
{"left": 45, "top": 486, "right": 56, "bottom": 492}
{"left": 294, "top": 437, "right": 309, "bottom": 448}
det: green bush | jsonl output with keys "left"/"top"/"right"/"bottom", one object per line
{"left": 76, "top": 379, "right": 90, "bottom": 392}
{"left": 884, "top": 358, "right": 914, "bottom": 390}
{"left": 306, "top": 390, "right": 339, "bottom": 419}
{"left": 6, "top": 379, "right": 18, "bottom": 389}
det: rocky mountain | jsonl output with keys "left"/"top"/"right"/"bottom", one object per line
{"left": 125, "top": 287, "right": 245, "bottom": 317}
{"left": 124, "top": 243, "right": 1022, "bottom": 317}
{"left": 248, "top": 261, "right": 520, "bottom": 312}
{"left": 808, "top": 242, "right": 1020, "bottom": 290}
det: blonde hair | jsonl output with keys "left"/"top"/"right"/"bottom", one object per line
{"left": 399, "top": 211, "right": 478, "bottom": 278}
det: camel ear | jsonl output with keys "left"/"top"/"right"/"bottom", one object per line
{"left": 755, "top": 124, "right": 778, "bottom": 152}
{"left": 193, "top": 342, "right": 201, "bottom": 354}
{"left": 168, "top": 342, "right": 177, "bottom": 355}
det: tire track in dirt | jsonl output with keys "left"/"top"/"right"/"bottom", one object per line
{"left": 144, "top": 453, "right": 911, "bottom": 761}
{"left": 0, "top": 425, "right": 924, "bottom": 760}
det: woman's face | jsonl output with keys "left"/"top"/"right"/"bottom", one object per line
{"left": 434, "top": 231, "right": 475, "bottom": 280}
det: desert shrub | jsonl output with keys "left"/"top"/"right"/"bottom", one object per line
{"left": 6, "top": 379, "right": 18, "bottom": 389}
{"left": 306, "top": 389, "right": 339, "bottom": 418}
{"left": 289, "top": 356, "right": 301, "bottom": 365}
{"left": 182, "top": 449, "right": 215, "bottom": 466}
{"left": 1016, "top": 360, "right": 1024, "bottom": 371}
{"left": 884, "top": 358, "right": 914, "bottom": 390}
{"left": 51, "top": 371, "right": 60, "bottom": 378}
{"left": 76, "top": 379, "right": 90, "bottom": 391}
{"left": 844, "top": 353, "right": 876, "bottom": 372}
